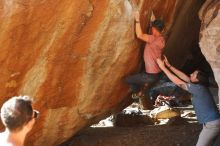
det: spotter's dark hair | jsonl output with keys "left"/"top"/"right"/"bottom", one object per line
{"left": 196, "top": 70, "right": 209, "bottom": 86}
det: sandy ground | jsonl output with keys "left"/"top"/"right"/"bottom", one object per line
{"left": 60, "top": 124, "right": 202, "bottom": 146}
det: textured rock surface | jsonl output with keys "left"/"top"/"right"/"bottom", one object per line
{"left": 199, "top": 0, "right": 220, "bottom": 105}
{"left": 164, "top": 0, "right": 205, "bottom": 67}
{"left": 0, "top": 0, "right": 205, "bottom": 145}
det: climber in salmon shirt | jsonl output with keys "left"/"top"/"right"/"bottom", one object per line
{"left": 157, "top": 56, "right": 220, "bottom": 146}
{"left": 0, "top": 96, "right": 39, "bottom": 146}
{"left": 125, "top": 11, "right": 165, "bottom": 110}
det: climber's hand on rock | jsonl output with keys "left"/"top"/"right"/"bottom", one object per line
{"left": 134, "top": 11, "right": 140, "bottom": 22}
{"left": 151, "top": 11, "right": 156, "bottom": 22}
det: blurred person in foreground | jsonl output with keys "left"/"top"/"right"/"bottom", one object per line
{"left": 0, "top": 96, "right": 39, "bottom": 146}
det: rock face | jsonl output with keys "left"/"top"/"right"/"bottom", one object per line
{"left": 199, "top": 0, "right": 220, "bottom": 106}
{"left": 0, "top": 0, "right": 205, "bottom": 145}
{"left": 164, "top": 0, "right": 205, "bottom": 67}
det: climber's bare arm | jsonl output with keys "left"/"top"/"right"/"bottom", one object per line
{"left": 134, "top": 11, "right": 152, "bottom": 42}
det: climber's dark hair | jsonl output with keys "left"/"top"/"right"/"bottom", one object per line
{"left": 151, "top": 19, "right": 165, "bottom": 32}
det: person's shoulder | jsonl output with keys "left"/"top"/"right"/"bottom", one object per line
{"left": 0, "top": 141, "right": 13, "bottom": 146}
{"left": 186, "top": 82, "right": 197, "bottom": 88}
{"left": 187, "top": 82, "right": 207, "bottom": 91}
{"left": 155, "top": 34, "right": 164, "bottom": 39}
{"left": 180, "top": 82, "right": 196, "bottom": 90}
{"left": 0, "top": 132, "right": 4, "bottom": 139}
{"left": 178, "top": 83, "right": 189, "bottom": 91}
{"left": 156, "top": 35, "right": 165, "bottom": 46}
{"left": 0, "top": 133, "right": 13, "bottom": 146}
{"left": 159, "top": 36, "right": 165, "bottom": 42}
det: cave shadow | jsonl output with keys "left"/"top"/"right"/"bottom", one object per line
{"left": 181, "top": 43, "right": 219, "bottom": 104}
